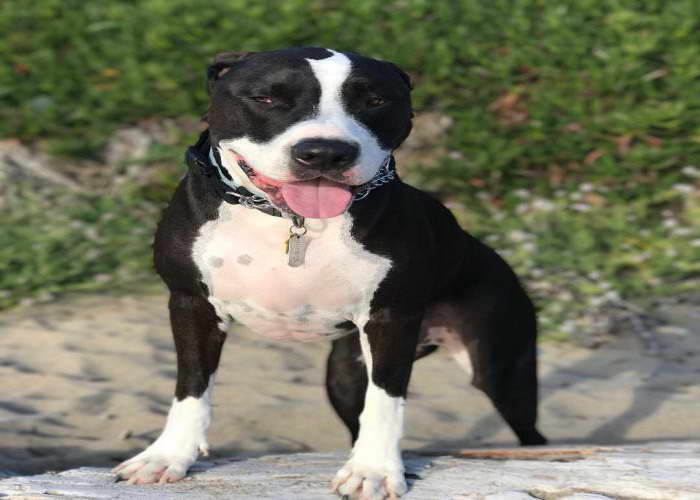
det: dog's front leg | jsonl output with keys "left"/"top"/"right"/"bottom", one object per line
{"left": 113, "top": 293, "right": 226, "bottom": 484}
{"left": 333, "top": 309, "right": 422, "bottom": 500}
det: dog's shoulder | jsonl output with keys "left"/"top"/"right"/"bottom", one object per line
{"left": 153, "top": 173, "right": 222, "bottom": 293}
{"left": 350, "top": 180, "right": 468, "bottom": 251}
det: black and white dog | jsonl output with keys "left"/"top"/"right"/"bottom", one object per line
{"left": 113, "top": 48, "right": 546, "bottom": 499}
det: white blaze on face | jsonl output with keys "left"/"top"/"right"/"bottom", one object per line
{"left": 218, "top": 50, "right": 390, "bottom": 187}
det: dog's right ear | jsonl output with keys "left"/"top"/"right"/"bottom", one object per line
{"left": 207, "top": 51, "right": 254, "bottom": 92}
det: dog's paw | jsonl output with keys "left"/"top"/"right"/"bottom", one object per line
{"left": 113, "top": 394, "right": 212, "bottom": 484}
{"left": 112, "top": 442, "right": 206, "bottom": 484}
{"left": 331, "top": 460, "right": 407, "bottom": 500}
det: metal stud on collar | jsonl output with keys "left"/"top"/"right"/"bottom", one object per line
{"left": 352, "top": 156, "right": 395, "bottom": 201}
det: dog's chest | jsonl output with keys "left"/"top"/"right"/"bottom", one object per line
{"left": 192, "top": 204, "right": 391, "bottom": 341}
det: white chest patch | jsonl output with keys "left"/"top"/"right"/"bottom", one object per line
{"left": 192, "top": 203, "right": 391, "bottom": 342}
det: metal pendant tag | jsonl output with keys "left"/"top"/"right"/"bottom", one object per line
{"left": 285, "top": 216, "right": 307, "bottom": 267}
{"left": 286, "top": 233, "right": 306, "bottom": 267}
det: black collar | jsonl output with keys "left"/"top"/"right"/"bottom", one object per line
{"left": 186, "top": 131, "right": 285, "bottom": 217}
{"left": 185, "top": 130, "right": 396, "bottom": 218}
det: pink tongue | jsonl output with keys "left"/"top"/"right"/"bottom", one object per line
{"left": 280, "top": 178, "right": 353, "bottom": 218}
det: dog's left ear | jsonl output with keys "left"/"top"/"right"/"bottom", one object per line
{"left": 386, "top": 62, "right": 413, "bottom": 91}
{"left": 207, "top": 51, "right": 255, "bottom": 92}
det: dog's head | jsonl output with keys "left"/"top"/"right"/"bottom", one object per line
{"left": 205, "top": 48, "right": 413, "bottom": 218}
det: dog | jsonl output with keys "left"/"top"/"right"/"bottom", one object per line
{"left": 112, "top": 47, "right": 546, "bottom": 499}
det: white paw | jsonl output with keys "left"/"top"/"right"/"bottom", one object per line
{"left": 331, "top": 460, "right": 407, "bottom": 500}
{"left": 112, "top": 440, "right": 208, "bottom": 484}
{"left": 113, "top": 393, "right": 213, "bottom": 484}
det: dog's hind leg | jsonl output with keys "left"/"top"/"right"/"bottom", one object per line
{"left": 458, "top": 280, "right": 546, "bottom": 446}
{"left": 427, "top": 282, "right": 546, "bottom": 446}
{"left": 325, "top": 331, "right": 367, "bottom": 444}
{"left": 113, "top": 293, "right": 227, "bottom": 483}
{"left": 470, "top": 329, "right": 546, "bottom": 446}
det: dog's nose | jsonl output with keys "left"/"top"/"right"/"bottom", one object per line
{"left": 291, "top": 139, "right": 359, "bottom": 170}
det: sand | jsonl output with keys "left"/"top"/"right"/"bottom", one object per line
{"left": 1, "top": 293, "right": 698, "bottom": 475}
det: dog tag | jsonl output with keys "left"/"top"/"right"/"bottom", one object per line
{"left": 286, "top": 233, "right": 306, "bottom": 267}
{"left": 285, "top": 216, "right": 307, "bottom": 267}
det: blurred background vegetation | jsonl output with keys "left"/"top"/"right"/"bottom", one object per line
{"left": 1, "top": 0, "right": 698, "bottom": 340}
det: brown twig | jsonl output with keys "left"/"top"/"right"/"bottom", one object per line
{"left": 420, "top": 447, "right": 612, "bottom": 462}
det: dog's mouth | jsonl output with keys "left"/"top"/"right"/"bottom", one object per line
{"left": 232, "top": 153, "right": 354, "bottom": 219}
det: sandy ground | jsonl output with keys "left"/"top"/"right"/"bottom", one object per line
{"left": 1, "top": 293, "right": 699, "bottom": 476}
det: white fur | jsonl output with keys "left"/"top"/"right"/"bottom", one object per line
{"left": 192, "top": 202, "right": 391, "bottom": 342}
{"left": 423, "top": 325, "right": 474, "bottom": 376}
{"left": 113, "top": 375, "right": 215, "bottom": 484}
{"left": 214, "top": 147, "right": 266, "bottom": 199}
{"left": 451, "top": 349, "right": 474, "bottom": 376}
{"left": 218, "top": 50, "right": 390, "bottom": 190}
{"left": 333, "top": 329, "right": 407, "bottom": 499}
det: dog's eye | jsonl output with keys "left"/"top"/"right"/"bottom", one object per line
{"left": 366, "top": 96, "right": 387, "bottom": 108}
{"left": 249, "top": 96, "right": 273, "bottom": 105}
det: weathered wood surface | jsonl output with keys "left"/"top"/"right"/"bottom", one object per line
{"left": 1, "top": 442, "right": 699, "bottom": 499}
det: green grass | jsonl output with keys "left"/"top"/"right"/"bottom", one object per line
{"left": 0, "top": 188, "right": 161, "bottom": 308}
{"left": 2, "top": 0, "right": 699, "bottom": 339}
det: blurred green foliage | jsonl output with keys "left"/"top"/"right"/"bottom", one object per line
{"left": 1, "top": 0, "right": 699, "bottom": 338}
{"left": 5, "top": 0, "right": 699, "bottom": 161}
{"left": 0, "top": 189, "right": 161, "bottom": 304}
